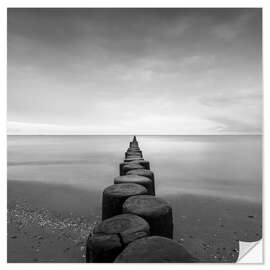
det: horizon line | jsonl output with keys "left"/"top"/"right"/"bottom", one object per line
{"left": 7, "top": 121, "right": 262, "bottom": 136}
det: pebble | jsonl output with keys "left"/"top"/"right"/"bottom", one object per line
{"left": 64, "top": 247, "right": 70, "bottom": 252}
{"left": 8, "top": 202, "right": 97, "bottom": 259}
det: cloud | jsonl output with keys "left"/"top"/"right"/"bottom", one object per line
{"left": 206, "top": 116, "right": 261, "bottom": 133}
{"left": 7, "top": 8, "right": 262, "bottom": 134}
{"left": 199, "top": 89, "right": 262, "bottom": 107}
{"left": 211, "top": 9, "right": 261, "bottom": 41}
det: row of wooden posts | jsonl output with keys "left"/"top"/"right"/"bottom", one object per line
{"left": 85, "top": 136, "right": 198, "bottom": 263}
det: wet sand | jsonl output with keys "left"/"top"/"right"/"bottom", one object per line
{"left": 8, "top": 180, "right": 100, "bottom": 262}
{"left": 163, "top": 194, "right": 262, "bottom": 262}
{"left": 8, "top": 180, "right": 262, "bottom": 263}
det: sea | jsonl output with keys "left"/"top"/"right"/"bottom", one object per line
{"left": 7, "top": 135, "right": 262, "bottom": 203}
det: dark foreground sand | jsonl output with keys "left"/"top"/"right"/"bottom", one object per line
{"left": 164, "top": 194, "right": 262, "bottom": 262}
{"left": 8, "top": 180, "right": 100, "bottom": 262}
{"left": 7, "top": 180, "right": 262, "bottom": 263}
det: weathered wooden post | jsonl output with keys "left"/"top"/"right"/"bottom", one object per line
{"left": 114, "top": 175, "right": 155, "bottom": 195}
{"left": 122, "top": 195, "right": 173, "bottom": 238}
{"left": 124, "top": 157, "right": 144, "bottom": 162}
{"left": 122, "top": 163, "right": 145, "bottom": 175}
{"left": 125, "top": 153, "right": 143, "bottom": 159}
{"left": 126, "top": 169, "right": 155, "bottom": 194}
{"left": 86, "top": 214, "right": 150, "bottom": 262}
{"left": 114, "top": 236, "right": 199, "bottom": 263}
{"left": 125, "top": 151, "right": 143, "bottom": 158}
{"left": 130, "top": 143, "right": 139, "bottom": 148}
{"left": 102, "top": 183, "right": 148, "bottom": 220}
{"left": 128, "top": 160, "right": 150, "bottom": 169}
{"left": 128, "top": 145, "right": 140, "bottom": 150}
{"left": 126, "top": 148, "right": 141, "bottom": 152}
{"left": 119, "top": 160, "right": 150, "bottom": 176}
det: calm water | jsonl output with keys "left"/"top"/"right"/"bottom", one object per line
{"left": 7, "top": 135, "right": 262, "bottom": 203}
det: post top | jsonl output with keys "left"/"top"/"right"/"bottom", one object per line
{"left": 103, "top": 183, "right": 147, "bottom": 197}
{"left": 123, "top": 195, "right": 171, "bottom": 217}
{"left": 114, "top": 236, "right": 199, "bottom": 262}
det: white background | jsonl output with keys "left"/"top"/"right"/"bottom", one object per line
{"left": 0, "top": 0, "right": 268, "bottom": 269}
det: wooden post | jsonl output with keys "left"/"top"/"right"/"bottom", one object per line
{"left": 128, "top": 145, "right": 140, "bottom": 150}
{"left": 126, "top": 148, "right": 141, "bottom": 153}
{"left": 127, "top": 148, "right": 141, "bottom": 151}
{"left": 128, "top": 160, "right": 150, "bottom": 170}
{"left": 126, "top": 169, "right": 155, "bottom": 194}
{"left": 122, "top": 195, "right": 173, "bottom": 238}
{"left": 125, "top": 153, "right": 143, "bottom": 158}
{"left": 114, "top": 236, "right": 199, "bottom": 263}
{"left": 125, "top": 152, "right": 143, "bottom": 158}
{"left": 127, "top": 149, "right": 141, "bottom": 153}
{"left": 114, "top": 175, "right": 155, "bottom": 195}
{"left": 124, "top": 157, "right": 144, "bottom": 162}
{"left": 130, "top": 142, "right": 139, "bottom": 148}
{"left": 126, "top": 156, "right": 143, "bottom": 161}
{"left": 120, "top": 161, "right": 150, "bottom": 176}
{"left": 122, "top": 163, "right": 144, "bottom": 175}
{"left": 102, "top": 183, "right": 148, "bottom": 220}
{"left": 86, "top": 214, "right": 150, "bottom": 262}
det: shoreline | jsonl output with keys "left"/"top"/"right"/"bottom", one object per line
{"left": 7, "top": 180, "right": 262, "bottom": 262}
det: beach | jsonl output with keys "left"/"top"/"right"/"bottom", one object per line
{"left": 7, "top": 135, "right": 262, "bottom": 262}
{"left": 7, "top": 180, "right": 100, "bottom": 262}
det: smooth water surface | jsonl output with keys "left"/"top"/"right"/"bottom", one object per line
{"left": 7, "top": 135, "right": 262, "bottom": 203}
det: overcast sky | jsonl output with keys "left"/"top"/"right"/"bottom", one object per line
{"left": 7, "top": 8, "right": 262, "bottom": 135}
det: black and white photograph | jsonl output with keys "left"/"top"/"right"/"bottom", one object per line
{"left": 6, "top": 7, "right": 263, "bottom": 263}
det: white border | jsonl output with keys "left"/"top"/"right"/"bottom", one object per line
{"left": 0, "top": 0, "right": 265, "bottom": 8}
{"left": 1, "top": 0, "right": 268, "bottom": 269}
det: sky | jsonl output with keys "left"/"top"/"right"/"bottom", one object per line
{"left": 7, "top": 8, "right": 262, "bottom": 135}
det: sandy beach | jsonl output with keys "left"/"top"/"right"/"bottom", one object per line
{"left": 164, "top": 193, "right": 262, "bottom": 262}
{"left": 8, "top": 179, "right": 262, "bottom": 263}
{"left": 8, "top": 180, "right": 100, "bottom": 262}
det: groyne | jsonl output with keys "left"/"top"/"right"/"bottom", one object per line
{"left": 86, "top": 136, "right": 198, "bottom": 263}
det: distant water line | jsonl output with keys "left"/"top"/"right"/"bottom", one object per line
{"left": 7, "top": 135, "right": 262, "bottom": 203}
